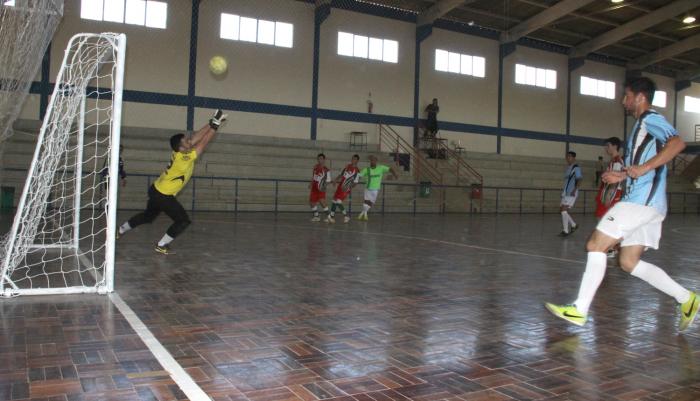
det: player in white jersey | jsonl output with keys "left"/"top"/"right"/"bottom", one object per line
{"left": 558, "top": 151, "right": 582, "bottom": 237}
{"left": 545, "top": 77, "right": 698, "bottom": 331}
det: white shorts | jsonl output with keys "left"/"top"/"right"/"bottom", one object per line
{"left": 596, "top": 202, "right": 665, "bottom": 250}
{"left": 560, "top": 193, "right": 578, "bottom": 208}
{"left": 364, "top": 189, "right": 379, "bottom": 203}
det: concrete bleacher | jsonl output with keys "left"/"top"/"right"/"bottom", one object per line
{"left": 2, "top": 120, "right": 697, "bottom": 214}
{"left": 2, "top": 121, "right": 430, "bottom": 214}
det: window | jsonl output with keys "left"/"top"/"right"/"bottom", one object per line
{"left": 652, "top": 90, "right": 667, "bottom": 108}
{"left": 220, "top": 13, "right": 294, "bottom": 48}
{"left": 434, "top": 49, "right": 485, "bottom": 78}
{"left": 580, "top": 76, "right": 615, "bottom": 99}
{"left": 80, "top": 0, "right": 167, "bottom": 29}
{"left": 515, "top": 64, "right": 556, "bottom": 89}
{"left": 3, "top": 0, "right": 15, "bottom": 6}
{"left": 685, "top": 96, "right": 700, "bottom": 113}
{"left": 337, "top": 32, "right": 398, "bottom": 64}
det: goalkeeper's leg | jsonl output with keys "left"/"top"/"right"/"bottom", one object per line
{"left": 159, "top": 197, "right": 191, "bottom": 248}
{"left": 121, "top": 189, "right": 160, "bottom": 234}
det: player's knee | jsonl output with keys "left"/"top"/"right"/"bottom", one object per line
{"left": 585, "top": 232, "right": 608, "bottom": 253}
{"left": 585, "top": 238, "right": 602, "bottom": 252}
{"left": 618, "top": 255, "right": 638, "bottom": 273}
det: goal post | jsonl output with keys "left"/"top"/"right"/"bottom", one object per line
{"left": 0, "top": 33, "right": 126, "bottom": 297}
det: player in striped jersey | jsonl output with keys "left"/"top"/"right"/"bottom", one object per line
{"left": 309, "top": 153, "right": 331, "bottom": 222}
{"left": 546, "top": 77, "right": 697, "bottom": 331}
{"left": 325, "top": 154, "right": 360, "bottom": 223}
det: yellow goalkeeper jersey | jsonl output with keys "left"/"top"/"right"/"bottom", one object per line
{"left": 154, "top": 150, "right": 198, "bottom": 196}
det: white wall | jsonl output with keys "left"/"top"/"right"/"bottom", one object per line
{"left": 15, "top": 0, "right": 695, "bottom": 160}
{"left": 49, "top": 0, "right": 191, "bottom": 128}
{"left": 418, "top": 28, "right": 499, "bottom": 154}
{"left": 54, "top": 0, "right": 191, "bottom": 96}
{"left": 316, "top": 8, "right": 415, "bottom": 142}
{"left": 501, "top": 137, "right": 565, "bottom": 159}
{"left": 502, "top": 47, "right": 567, "bottom": 134}
{"left": 200, "top": 108, "right": 310, "bottom": 139}
{"left": 570, "top": 61, "right": 626, "bottom": 141}
{"left": 420, "top": 28, "right": 499, "bottom": 127}
{"left": 196, "top": 0, "right": 313, "bottom": 107}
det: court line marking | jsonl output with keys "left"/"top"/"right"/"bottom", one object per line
{"left": 195, "top": 218, "right": 584, "bottom": 265}
{"left": 671, "top": 227, "right": 700, "bottom": 235}
{"left": 109, "top": 293, "right": 212, "bottom": 401}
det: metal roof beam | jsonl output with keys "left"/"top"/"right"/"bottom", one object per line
{"left": 417, "top": 0, "right": 475, "bottom": 26}
{"left": 500, "top": 0, "right": 596, "bottom": 44}
{"left": 629, "top": 34, "right": 700, "bottom": 69}
{"left": 515, "top": 0, "right": 679, "bottom": 45}
{"left": 678, "top": 66, "right": 700, "bottom": 82}
{"left": 570, "top": 0, "right": 699, "bottom": 58}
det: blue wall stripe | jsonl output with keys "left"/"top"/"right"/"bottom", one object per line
{"left": 317, "top": 109, "right": 411, "bottom": 126}
{"left": 186, "top": 0, "right": 200, "bottom": 131}
{"left": 195, "top": 96, "right": 311, "bottom": 118}
{"left": 24, "top": 81, "right": 624, "bottom": 148}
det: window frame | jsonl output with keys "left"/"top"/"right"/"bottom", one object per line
{"left": 579, "top": 75, "right": 616, "bottom": 100}
{"left": 80, "top": 0, "right": 167, "bottom": 29}
{"left": 434, "top": 49, "right": 485, "bottom": 78}
{"left": 337, "top": 31, "right": 399, "bottom": 64}
{"left": 220, "top": 12, "right": 295, "bottom": 49}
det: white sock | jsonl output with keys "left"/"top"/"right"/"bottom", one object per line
{"left": 362, "top": 204, "right": 370, "bottom": 214}
{"left": 631, "top": 260, "right": 690, "bottom": 304}
{"left": 157, "top": 234, "right": 174, "bottom": 247}
{"left": 119, "top": 222, "right": 131, "bottom": 235}
{"left": 311, "top": 206, "right": 318, "bottom": 216}
{"left": 561, "top": 211, "right": 569, "bottom": 233}
{"left": 567, "top": 213, "right": 577, "bottom": 228}
{"left": 322, "top": 207, "right": 329, "bottom": 213}
{"left": 574, "top": 252, "right": 607, "bottom": 315}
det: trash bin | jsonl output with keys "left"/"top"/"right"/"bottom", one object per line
{"left": 470, "top": 183, "right": 482, "bottom": 200}
{"left": 419, "top": 181, "right": 431, "bottom": 198}
{"left": 1, "top": 186, "right": 14, "bottom": 210}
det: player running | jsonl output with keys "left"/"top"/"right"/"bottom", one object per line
{"left": 357, "top": 155, "right": 398, "bottom": 221}
{"left": 595, "top": 137, "right": 625, "bottom": 258}
{"left": 325, "top": 154, "right": 360, "bottom": 223}
{"left": 545, "top": 77, "right": 698, "bottom": 331}
{"left": 309, "top": 153, "right": 331, "bottom": 222}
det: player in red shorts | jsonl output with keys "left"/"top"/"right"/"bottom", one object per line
{"left": 595, "top": 137, "right": 624, "bottom": 219}
{"left": 595, "top": 137, "right": 624, "bottom": 257}
{"left": 325, "top": 154, "right": 360, "bottom": 224}
{"left": 309, "top": 153, "right": 331, "bottom": 222}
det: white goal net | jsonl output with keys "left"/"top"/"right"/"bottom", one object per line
{"left": 0, "top": 33, "right": 126, "bottom": 296}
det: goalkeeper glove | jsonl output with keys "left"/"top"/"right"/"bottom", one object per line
{"left": 209, "top": 109, "right": 228, "bottom": 130}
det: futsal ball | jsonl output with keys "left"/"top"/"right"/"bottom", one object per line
{"left": 209, "top": 56, "right": 228, "bottom": 75}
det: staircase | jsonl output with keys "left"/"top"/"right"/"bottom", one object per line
{"left": 378, "top": 123, "right": 451, "bottom": 212}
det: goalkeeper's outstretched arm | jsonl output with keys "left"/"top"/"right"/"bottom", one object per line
{"left": 194, "top": 109, "right": 228, "bottom": 156}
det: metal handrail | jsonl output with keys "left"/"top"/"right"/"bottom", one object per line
{"left": 433, "top": 139, "right": 483, "bottom": 186}
{"left": 2, "top": 168, "right": 698, "bottom": 215}
{"left": 378, "top": 123, "right": 443, "bottom": 185}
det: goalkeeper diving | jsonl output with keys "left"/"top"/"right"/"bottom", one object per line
{"left": 117, "top": 110, "right": 227, "bottom": 254}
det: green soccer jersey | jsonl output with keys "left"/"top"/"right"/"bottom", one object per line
{"left": 360, "top": 165, "right": 390, "bottom": 190}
